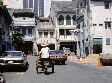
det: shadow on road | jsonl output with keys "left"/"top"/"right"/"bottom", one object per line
{"left": 1, "top": 66, "right": 29, "bottom": 72}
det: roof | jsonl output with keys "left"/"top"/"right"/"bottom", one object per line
{"left": 51, "top": 0, "right": 79, "bottom": 13}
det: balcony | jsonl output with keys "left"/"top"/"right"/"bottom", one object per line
{"left": 23, "top": 35, "right": 34, "bottom": 41}
{"left": 36, "top": 38, "right": 56, "bottom": 44}
{"left": 38, "top": 22, "right": 54, "bottom": 30}
{"left": 59, "top": 35, "right": 77, "bottom": 41}
{"left": 13, "top": 18, "right": 35, "bottom": 26}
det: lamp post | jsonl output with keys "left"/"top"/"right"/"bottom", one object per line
{"left": 69, "top": 29, "right": 80, "bottom": 58}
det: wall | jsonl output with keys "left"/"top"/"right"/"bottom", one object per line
{"left": 90, "top": 1, "right": 112, "bottom": 53}
{"left": 3, "top": 0, "right": 23, "bottom": 9}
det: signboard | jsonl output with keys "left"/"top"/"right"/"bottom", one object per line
{"left": 76, "top": 15, "right": 84, "bottom": 24}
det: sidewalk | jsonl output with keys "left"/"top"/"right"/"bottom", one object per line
{"left": 68, "top": 54, "right": 103, "bottom": 67}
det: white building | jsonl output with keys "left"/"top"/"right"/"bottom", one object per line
{"left": 49, "top": 0, "right": 90, "bottom": 57}
{"left": 3, "top": 0, "right": 23, "bottom": 9}
{"left": 90, "top": 0, "right": 112, "bottom": 54}
{"left": 13, "top": 9, "right": 35, "bottom": 54}
{"left": 34, "top": 17, "right": 55, "bottom": 52}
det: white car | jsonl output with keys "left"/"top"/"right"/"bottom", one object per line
{"left": 0, "top": 51, "right": 28, "bottom": 70}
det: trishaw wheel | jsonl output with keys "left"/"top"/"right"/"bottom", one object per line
{"left": 44, "top": 66, "right": 47, "bottom": 74}
{"left": 36, "top": 66, "right": 39, "bottom": 73}
{"left": 52, "top": 65, "right": 54, "bottom": 73}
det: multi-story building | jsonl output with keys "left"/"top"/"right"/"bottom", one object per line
{"left": 23, "top": 0, "right": 51, "bottom": 17}
{"left": 0, "top": 2, "right": 12, "bottom": 52}
{"left": 34, "top": 17, "right": 55, "bottom": 53}
{"left": 13, "top": 9, "right": 35, "bottom": 54}
{"left": 90, "top": 0, "right": 112, "bottom": 54}
{"left": 49, "top": 0, "right": 90, "bottom": 57}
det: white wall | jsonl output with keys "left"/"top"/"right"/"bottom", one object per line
{"left": 90, "top": 1, "right": 112, "bottom": 53}
{"left": 3, "top": 0, "right": 23, "bottom": 9}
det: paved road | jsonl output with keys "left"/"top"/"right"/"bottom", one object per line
{"left": 3, "top": 56, "right": 112, "bottom": 83}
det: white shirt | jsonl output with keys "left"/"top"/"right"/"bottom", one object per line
{"left": 40, "top": 47, "right": 50, "bottom": 58}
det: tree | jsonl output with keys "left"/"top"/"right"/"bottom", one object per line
{"left": 12, "top": 32, "right": 24, "bottom": 51}
{"left": 0, "top": 0, "right": 3, "bottom": 6}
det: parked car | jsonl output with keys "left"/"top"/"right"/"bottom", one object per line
{"left": 0, "top": 73, "right": 6, "bottom": 83}
{"left": 100, "top": 53, "right": 112, "bottom": 65}
{"left": 49, "top": 50, "right": 67, "bottom": 64}
{"left": 0, "top": 51, "right": 28, "bottom": 70}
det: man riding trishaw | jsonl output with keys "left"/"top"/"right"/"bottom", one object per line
{"left": 36, "top": 42, "right": 54, "bottom": 74}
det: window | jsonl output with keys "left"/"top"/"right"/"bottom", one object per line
{"left": 44, "top": 32, "right": 48, "bottom": 38}
{"left": 15, "top": 28, "right": 20, "bottom": 32}
{"left": 39, "top": 32, "right": 42, "bottom": 38}
{"left": 105, "top": 21, "right": 111, "bottom": 29}
{"left": 104, "top": 1, "right": 111, "bottom": 9}
{"left": 50, "top": 32, "right": 54, "bottom": 38}
{"left": 58, "top": 15, "right": 64, "bottom": 25}
{"left": 106, "top": 38, "right": 110, "bottom": 45}
{"left": 99, "top": 24, "right": 103, "bottom": 26}
{"left": 22, "top": 28, "right": 26, "bottom": 35}
{"left": 93, "top": 38, "right": 102, "bottom": 54}
{"left": 59, "top": 29, "right": 64, "bottom": 35}
{"left": 66, "top": 15, "right": 71, "bottom": 25}
{"left": 72, "top": 15, "right": 76, "bottom": 25}
{"left": 93, "top": 38, "right": 102, "bottom": 45}
{"left": 93, "top": 24, "right": 97, "bottom": 26}
{"left": 28, "top": 28, "right": 32, "bottom": 36}
{"left": 66, "top": 30, "right": 71, "bottom": 35}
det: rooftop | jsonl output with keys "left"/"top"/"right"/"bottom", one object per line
{"left": 51, "top": 1, "right": 79, "bottom": 13}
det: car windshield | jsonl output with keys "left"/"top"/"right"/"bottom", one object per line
{"left": 3, "top": 52, "right": 23, "bottom": 57}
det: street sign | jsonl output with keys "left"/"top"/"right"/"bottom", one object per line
{"left": 76, "top": 15, "right": 84, "bottom": 24}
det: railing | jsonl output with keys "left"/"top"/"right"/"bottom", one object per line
{"left": 38, "top": 23, "right": 54, "bottom": 29}
{"left": 36, "top": 38, "right": 56, "bottom": 44}
{"left": 23, "top": 35, "right": 34, "bottom": 41}
{"left": 13, "top": 18, "right": 35, "bottom": 26}
{"left": 59, "top": 35, "right": 77, "bottom": 41}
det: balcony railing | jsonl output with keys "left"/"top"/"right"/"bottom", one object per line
{"left": 13, "top": 18, "right": 35, "bottom": 26}
{"left": 38, "top": 23, "right": 54, "bottom": 29}
{"left": 23, "top": 35, "right": 34, "bottom": 41}
{"left": 59, "top": 35, "right": 77, "bottom": 41}
{"left": 36, "top": 38, "right": 56, "bottom": 44}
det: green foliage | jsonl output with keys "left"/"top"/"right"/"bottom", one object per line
{"left": 12, "top": 32, "right": 24, "bottom": 51}
{"left": 0, "top": 0, "right": 3, "bottom": 6}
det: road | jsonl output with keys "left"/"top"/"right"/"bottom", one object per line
{"left": 3, "top": 56, "right": 112, "bottom": 83}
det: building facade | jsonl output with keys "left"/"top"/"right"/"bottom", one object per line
{"left": 23, "top": 0, "right": 50, "bottom": 17}
{"left": 34, "top": 17, "right": 55, "bottom": 53}
{"left": 90, "top": 0, "right": 112, "bottom": 54}
{"left": 0, "top": 3, "right": 12, "bottom": 52}
{"left": 13, "top": 9, "right": 35, "bottom": 54}
{"left": 49, "top": 0, "right": 90, "bottom": 57}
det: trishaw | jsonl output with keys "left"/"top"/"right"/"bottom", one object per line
{"left": 36, "top": 54, "right": 54, "bottom": 74}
